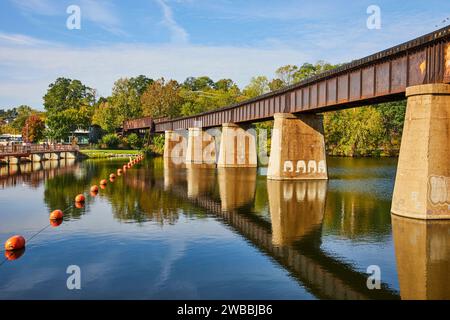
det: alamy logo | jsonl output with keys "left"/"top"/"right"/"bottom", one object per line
{"left": 66, "top": 265, "right": 81, "bottom": 290}
{"left": 66, "top": 5, "right": 81, "bottom": 30}
{"left": 366, "top": 265, "right": 381, "bottom": 290}
{"left": 367, "top": 5, "right": 381, "bottom": 30}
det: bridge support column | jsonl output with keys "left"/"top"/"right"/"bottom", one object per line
{"left": 31, "top": 154, "right": 43, "bottom": 162}
{"left": 64, "top": 152, "right": 77, "bottom": 160}
{"left": 7, "top": 156, "right": 19, "bottom": 164}
{"left": 392, "top": 84, "right": 450, "bottom": 220}
{"left": 267, "top": 113, "right": 327, "bottom": 180}
{"left": 49, "top": 152, "right": 60, "bottom": 160}
{"left": 217, "top": 123, "right": 257, "bottom": 167}
{"left": 186, "top": 128, "right": 216, "bottom": 165}
{"left": 163, "top": 130, "right": 187, "bottom": 164}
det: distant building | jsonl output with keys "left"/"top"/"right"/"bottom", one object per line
{"left": 63, "top": 129, "right": 90, "bottom": 145}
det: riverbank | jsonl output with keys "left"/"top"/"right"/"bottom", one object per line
{"left": 80, "top": 149, "right": 142, "bottom": 159}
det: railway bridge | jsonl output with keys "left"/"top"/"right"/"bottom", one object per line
{"left": 128, "top": 26, "right": 450, "bottom": 220}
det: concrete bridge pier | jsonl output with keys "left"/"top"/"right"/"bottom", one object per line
{"left": 6, "top": 156, "right": 20, "bottom": 164}
{"left": 267, "top": 113, "right": 328, "bottom": 180}
{"left": 186, "top": 127, "right": 217, "bottom": 165}
{"left": 30, "top": 153, "right": 44, "bottom": 162}
{"left": 391, "top": 84, "right": 450, "bottom": 220}
{"left": 49, "top": 152, "right": 61, "bottom": 160}
{"left": 164, "top": 130, "right": 187, "bottom": 164}
{"left": 217, "top": 123, "right": 257, "bottom": 167}
{"left": 64, "top": 152, "right": 77, "bottom": 160}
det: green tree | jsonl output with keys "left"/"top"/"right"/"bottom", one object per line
{"left": 10, "top": 105, "right": 36, "bottom": 132}
{"left": 44, "top": 77, "right": 95, "bottom": 141}
{"left": 130, "top": 75, "right": 154, "bottom": 96}
{"left": 92, "top": 101, "right": 119, "bottom": 133}
{"left": 110, "top": 78, "right": 143, "bottom": 122}
{"left": 243, "top": 76, "right": 270, "bottom": 98}
{"left": 183, "top": 76, "right": 215, "bottom": 91}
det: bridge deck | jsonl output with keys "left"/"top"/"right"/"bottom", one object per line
{"left": 150, "top": 25, "right": 450, "bottom": 132}
{"left": 0, "top": 145, "right": 79, "bottom": 158}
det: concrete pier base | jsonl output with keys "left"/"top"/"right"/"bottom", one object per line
{"left": 31, "top": 154, "right": 43, "bottom": 162}
{"left": 186, "top": 128, "right": 216, "bottom": 165}
{"left": 49, "top": 152, "right": 60, "bottom": 160}
{"left": 64, "top": 152, "right": 77, "bottom": 160}
{"left": 217, "top": 123, "right": 257, "bottom": 168}
{"left": 267, "top": 113, "right": 327, "bottom": 180}
{"left": 7, "top": 156, "right": 19, "bottom": 164}
{"left": 164, "top": 130, "right": 187, "bottom": 164}
{"left": 391, "top": 84, "right": 450, "bottom": 220}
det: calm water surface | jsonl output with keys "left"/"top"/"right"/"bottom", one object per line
{"left": 0, "top": 157, "right": 448, "bottom": 299}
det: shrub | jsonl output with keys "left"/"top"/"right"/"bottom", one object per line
{"left": 127, "top": 133, "right": 142, "bottom": 149}
{"left": 101, "top": 133, "right": 120, "bottom": 149}
{"left": 149, "top": 134, "right": 165, "bottom": 155}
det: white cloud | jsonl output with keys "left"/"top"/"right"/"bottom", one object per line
{"left": 0, "top": 39, "right": 306, "bottom": 108}
{"left": 0, "top": 32, "right": 50, "bottom": 46}
{"left": 9, "top": 0, "right": 58, "bottom": 16}
{"left": 156, "top": 0, "right": 189, "bottom": 44}
{"left": 79, "top": 0, "right": 124, "bottom": 35}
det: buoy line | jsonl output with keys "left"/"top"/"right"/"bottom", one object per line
{"left": 1, "top": 155, "right": 145, "bottom": 265}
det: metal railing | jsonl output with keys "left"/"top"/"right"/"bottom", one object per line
{"left": 0, "top": 144, "right": 79, "bottom": 156}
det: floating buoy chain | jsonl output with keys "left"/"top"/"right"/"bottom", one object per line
{"left": 2, "top": 155, "right": 145, "bottom": 262}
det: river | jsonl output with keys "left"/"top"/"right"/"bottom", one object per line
{"left": 0, "top": 157, "right": 448, "bottom": 299}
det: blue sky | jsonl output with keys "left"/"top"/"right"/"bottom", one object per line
{"left": 0, "top": 0, "right": 449, "bottom": 109}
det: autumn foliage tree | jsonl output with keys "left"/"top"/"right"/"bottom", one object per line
{"left": 141, "top": 78, "right": 184, "bottom": 118}
{"left": 22, "top": 114, "right": 45, "bottom": 143}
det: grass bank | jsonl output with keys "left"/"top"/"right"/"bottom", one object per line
{"left": 80, "top": 149, "right": 142, "bottom": 159}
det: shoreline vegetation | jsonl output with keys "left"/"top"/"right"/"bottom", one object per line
{"left": 1, "top": 62, "right": 406, "bottom": 158}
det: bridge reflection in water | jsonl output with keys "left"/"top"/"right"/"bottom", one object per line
{"left": 163, "top": 163, "right": 401, "bottom": 300}
{"left": 392, "top": 215, "right": 450, "bottom": 300}
{"left": 0, "top": 158, "right": 77, "bottom": 189}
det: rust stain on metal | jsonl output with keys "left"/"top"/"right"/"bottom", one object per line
{"left": 445, "top": 43, "right": 450, "bottom": 83}
{"left": 419, "top": 61, "right": 426, "bottom": 74}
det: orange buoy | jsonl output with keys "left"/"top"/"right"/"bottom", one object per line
{"left": 50, "top": 219, "right": 63, "bottom": 227}
{"left": 74, "top": 202, "right": 84, "bottom": 209}
{"left": 127, "top": 163, "right": 131, "bottom": 169}
{"left": 75, "top": 194, "right": 85, "bottom": 203}
{"left": 49, "top": 209, "right": 63, "bottom": 220}
{"left": 110, "top": 173, "right": 116, "bottom": 179}
{"left": 5, "top": 248, "right": 25, "bottom": 261}
{"left": 109, "top": 177, "right": 115, "bottom": 183}
{"left": 100, "top": 179, "right": 108, "bottom": 186}
{"left": 90, "top": 185, "right": 99, "bottom": 193}
{"left": 117, "top": 169, "right": 122, "bottom": 174}
{"left": 100, "top": 184, "right": 106, "bottom": 190}
{"left": 4, "top": 235, "right": 26, "bottom": 251}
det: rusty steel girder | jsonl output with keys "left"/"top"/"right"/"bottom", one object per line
{"left": 149, "top": 26, "right": 450, "bottom": 133}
